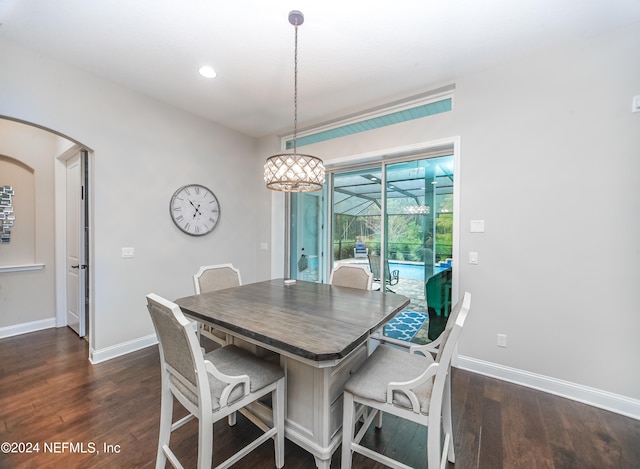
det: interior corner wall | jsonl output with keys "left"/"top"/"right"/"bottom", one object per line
{"left": 0, "top": 121, "right": 60, "bottom": 328}
{"left": 269, "top": 24, "right": 640, "bottom": 402}
{"left": 256, "top": 135, "right": 286, "bottom": 279}
{"left": 0, "top": 37, "right": 269, "bottom": 355}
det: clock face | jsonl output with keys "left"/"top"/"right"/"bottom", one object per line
{"left": 169, "top": 184, "right": 220, "bottom": 236}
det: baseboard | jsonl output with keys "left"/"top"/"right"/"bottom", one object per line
{"left": 0, "top": 318, "right": 56, "bottom": 339}
{"left": 456, "top": 355, "right": 640, "bottom": 421}
{"left": 89, "top": 333, "right": 157, "bottom": 364}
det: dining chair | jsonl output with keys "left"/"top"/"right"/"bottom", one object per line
{"left": 341, "top": 291, "right": 471, "bottom": 469}
{"left": 193, "top": 264, "right": 242, "bottom": 345}
{"left": 329, "top": 263, "right": 373, "bottom": 290}
{"left": 146, "top": 293, "right": 285, "bottom": 469}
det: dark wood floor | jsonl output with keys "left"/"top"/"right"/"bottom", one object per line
{"left": 1, "top": 327, "right": 639, "bottom": 469}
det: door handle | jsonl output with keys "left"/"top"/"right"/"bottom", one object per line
{"left": 71, "top": 265, "right": 79, "bottom": 269}
{"left": 71, "top": 265, "right": 88, "bottom": 269}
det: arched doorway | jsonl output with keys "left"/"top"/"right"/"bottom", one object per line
{"left": 0, "top": 117, "right": 93, "bottom": 349}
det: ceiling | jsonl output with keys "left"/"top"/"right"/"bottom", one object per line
{"left": 1, "top": 1, "right": 639, "bottom": 138}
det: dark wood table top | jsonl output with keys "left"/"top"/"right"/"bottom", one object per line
{"left": 175, "top": 279, "right": 410, "bottom": 362}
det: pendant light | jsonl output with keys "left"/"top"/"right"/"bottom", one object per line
{"left": 264, "top": 10, "right": 325, "bottom": 192}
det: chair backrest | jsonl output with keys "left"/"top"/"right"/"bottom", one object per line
{"left": 367, "top": 254, "right": 381, "bottom": 280}
{"left": 193, "top": 264, "right": 242, "bottom": 294}
{"left": 435, "top": 291, "right": 471, "bottom": 366}
{"left": 146, "top": 293, "right": 209, "bottom": 406}
{"left": 354, "top": 242, "right": 367, "bottom": 253}
{"left": 329, "top": 264, "right": 373, "bottom": 290}
{"left": 367, "top": 255, "right": 397, "bottom": 284}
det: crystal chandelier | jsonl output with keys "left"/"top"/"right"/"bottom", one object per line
{"left": 264, "top": 10, "right": 325, "bottom": 192}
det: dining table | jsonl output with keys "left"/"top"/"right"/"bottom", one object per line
{"left": 175, "top": 278, "right": 410, "bottom": 469}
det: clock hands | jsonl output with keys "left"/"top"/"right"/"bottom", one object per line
{"left": 188, "top": 199, "right": 203, "bottom": 218}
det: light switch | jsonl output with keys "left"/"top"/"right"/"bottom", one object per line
{"left": 469, "top": 252, "right": 478, "bottom": 264}
{"left": 633, "top": 95, "right": 640, "bottom": 113}
{"left": 121, "top": 247, "right": 134, "bottom": 258}
{"left": 470, "top": 220, "right": 485, "bottom": 233}
{"left": 260, "top": 242, "right": 269, "bottom": 251}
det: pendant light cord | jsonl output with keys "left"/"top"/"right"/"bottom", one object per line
{"left": 293, "top": 21, "right": 299, "bottom": 154}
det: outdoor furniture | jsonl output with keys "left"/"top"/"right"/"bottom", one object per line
{"left": 425, "top": 268, "right": 452, "bottom": 317}
{"left": 353, "top": 242, "right": 369, "bottom": 258}
{"left": 341, "top": 292, "right": 471, "bottom": 469}
{"left": 425, "top": 268, "right": 452, "bottom": 340}
{"left": 367, "top": 254, "right": 400, "bottom": 292}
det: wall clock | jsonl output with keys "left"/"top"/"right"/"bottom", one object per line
{"left": 169, "top": 184, "right": 220, "bottom": 236}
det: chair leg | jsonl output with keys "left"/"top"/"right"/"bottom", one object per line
{"left": 427, "top": 411, "right": 442, "bottom": 469}
{"left": 273, "top": 379, "right": 285, "bottom": 468}
{"left": 197, "top": 409, "right": 214, "bottom": 469}
{"left": 156, "top": 384, "right": 173, "bottom": 469}
{"left": 375, "top": 408, "right": 383, "bottom": 428}
{"left": 442, "top": 376, "right": 455, "bottom": 463}
{"left": 341, "top": 392, "right": 356, "bottom": 469}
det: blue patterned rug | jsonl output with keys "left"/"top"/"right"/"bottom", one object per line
{"left": 383, "top": 310, "right": 428, "bottom": 342}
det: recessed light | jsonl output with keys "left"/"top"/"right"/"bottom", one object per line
{"left": 198, "top": 66, "right": 217, "bottom": 79}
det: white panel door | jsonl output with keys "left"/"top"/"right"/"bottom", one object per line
{"left": 66, "top": 152, "right": 85, "bottom": 337}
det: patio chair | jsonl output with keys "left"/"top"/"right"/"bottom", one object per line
{"left": 341, "top": 292, "right": 471, "bottom": 469}
{"left": 367, "top": 254, "right": 400, "bottom": 292}
{"left": 353, "top": 242, "right": 369, "bottom": 258}
{"left": 146, "top": 293, "right": 286, "bottom": 469}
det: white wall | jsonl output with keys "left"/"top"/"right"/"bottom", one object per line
{"left": 0, "top": 38, "right": 272, "bottom": 357}
{"left": 0, "top": 122, "right": 63, "bottom": 328}
{"left": 262, "top": 24, "right": 640, "bottom": 405}
{"left": 454, "top": 24, "right": 640, "bottom": 401}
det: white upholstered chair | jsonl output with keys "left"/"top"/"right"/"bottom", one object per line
{"left": 341, "top": 292, "right": 471, "bottom": 469}
{"left": 329, "top": 264, "right": 373, "bottom": 290}
{"left": 193, "top": 264, "right": 242, "bottom": 345}
{"left": 146, "top": 293, "right": 285, "bottom": 469}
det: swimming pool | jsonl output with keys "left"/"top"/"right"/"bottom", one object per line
{"left": 352, "top": 261, "right": 449, "bottom": 280}
{"left": 388, "top": 262, "right": 426, "bottom": 280}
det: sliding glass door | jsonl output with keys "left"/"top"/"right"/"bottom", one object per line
{"left": 290, "top": 153, "right": 454, "bottom": 344}
{"left": 383, "top": 157, "right": 454, "bottom": 341}
{"left": 332, "top": 167, "right": 382, "bottom": 269}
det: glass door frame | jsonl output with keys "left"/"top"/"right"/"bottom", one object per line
{"left": 285, "top": 138, "right": 460, "bottom": 307}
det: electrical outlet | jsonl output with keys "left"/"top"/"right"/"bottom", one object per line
{"left": 497, "top": 334, "right": 507, "bottom": 348}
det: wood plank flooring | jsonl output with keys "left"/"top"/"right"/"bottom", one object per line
{"left": 1, "top": 327, "right": 638, "bottom": 468}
